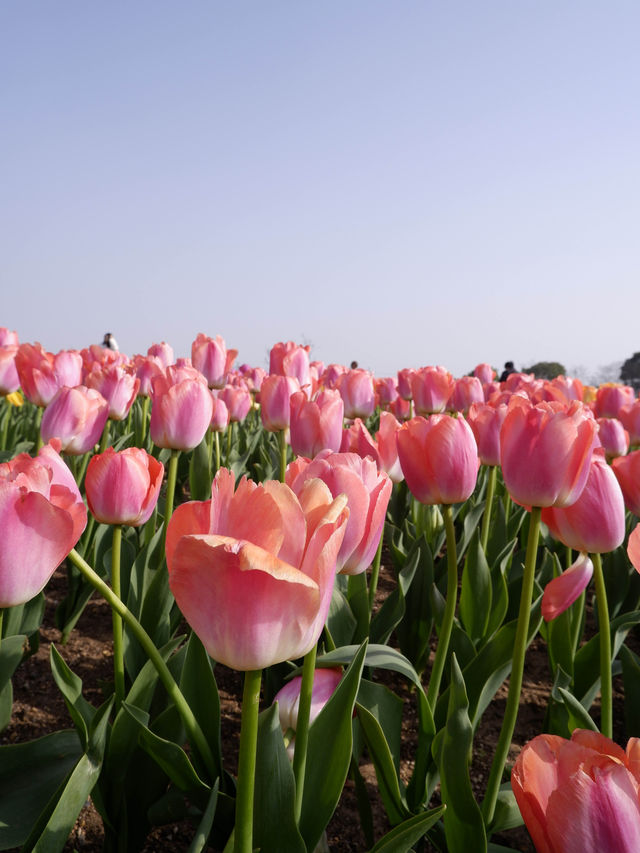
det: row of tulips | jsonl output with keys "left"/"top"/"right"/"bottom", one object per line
{"left": 1, "top": 327, "right": 640, "bottom": 852}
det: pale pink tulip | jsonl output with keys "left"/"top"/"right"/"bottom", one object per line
{"left": 396, "top": 368, "right": 415, "bottom": 401}
{"left": 147, "top": 341, "right": 174, "bottom": 368}
{"left": 166, "top": 468, "right": 348, "bottom": 670}
{"left": 542, "top": 553, "right": 594, "bottom": 621}
{"left": 274, "top": 668, "right": 343, "bottom": 756}
{"left": 210, "top": 395, "right": 230, "bottom": 432}
{"left": 628, "top": 526, "right": 640, "bottom": 574}
{"left": 375, "top": 377, "right": 398, "bottom": 408}
{"left": 15, "top": 343, "right": 59, "bottom": 407}
{"left": 52, "top": 350, "right": 83, "bottom": 389}
{"left": 0, "top": 328, "right": 19, "bottom": 347}
{"left": 133, "top": 355, "right": 164, "bottom": 398}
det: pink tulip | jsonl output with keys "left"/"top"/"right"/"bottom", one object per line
{"left": 147, "top": 341, "right": 174, "bottom": 368}
{"left": 274, "top": 668, "right": 343, "bottom": 755}
{"left": 620, "top": 401, "right": 640, "bottom": 447}
{"left": 85, "top": 447, "right": 164, "bottom": 527}
{"left": 541, "top": 553, "right": 594, "bottom": 621}
{"left": 549, "top": 375, "right": 584, "bottom": 403}
{"left": 191, "top": 333, "right": 237, "bottom": 390}
{"left": 375, "top": 377, "right": 398, "bottom": 408}
{"left": 396, "top": 368, "right": 416, "bottom": 401}
{"left": 541, "top": 451, "right": 626, "bottom": 555}
{"left": 628, "top": 526, "right": 640, "bottom": 574}
{"left": 466, "top": 402, "right": 508, "bottom": 467}
{"left": 512, "top": 730, "right": 640, "bottom": 853}
{"left": 410, "top": 366, "right": 455, "bottom": 415}
{"left": 269, "top": 341, "right": 311, "bottom": 389}
{"left": 85, "top": 364, "right": 139, "bottom": 421}
{"left": 150, "top": 365, "right": 214, "bottom": 451}
{"left": 289, "top": 390, "right": 344, "bottom": 458}
{"left": 133, "top": 355, "right": 164, "bottom": 398}
{"left": 447, "top": 375, "right": 484, "bottom": 414}
{"left": 397, "top": 414, "right": 479, "bottom": 505}
{"left": 210, "top": 396, "right": 230, "bottom": 432}
{"left": 389, "top": 396, "right": 412, "bottom": 422}
{"left": 218, "top": 384, "right": 252, "bottom": 423}
{"left": 287, "top": 449, "right": 392, "bottom": 575}
{"left": 596, "top": 417, "right": 629, "bottom": 461}
{"left": 0, "top": 346, "right": 20, "bottom": 395}
{"left": 612, "top": 449, "right": 640, "bottom": 516}
{"left": 500, "top": 400, "right": 598, "bottom": 508}
{"left": 52, "top": 350, "right": 83, "bottom": 390}
{"left": 337, "top": 369, "right": 376, "bottom": 420}
{"left": 473, "top": 363, "right": 495, "bottom": 384}
{"left": 0, "top": 328, "right": 19, "bottom": 347}
{"left": 166, "top": 468, "right": 349, "bottom": 670}
{"left": 594, "top": 383, "right": 636, "bottom": 419}
{"left": 376, "top": 411, "right": 404, "bottom": 482}
{"left": 260, "top": 375, "right": 300, "bottom": 432}
{"left": 41, "top": 385, "right": 109, "bottom": 455}
{"left": 321, "top": 363, "right": 348, "bottom": 390}
{"left": 0, "top": 441, "right": 87, "bottom": 607}
{"left": 15, "top": 343, "right": 60, "bottom": 407}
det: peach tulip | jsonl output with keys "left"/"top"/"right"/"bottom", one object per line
{"left": 500, "top": 400, "right": 598, "bottom": 508}
{"left": 150, "top": 365, "right": 214, "bottom": 451}
{"left": 512, "top": 730, "right": 640, "bottom": 853}
{"left": 85, "top": 447, "right": 163, "bottom": 527}
{"left": 0, "top": 441, "right": 87, "bottom": 607}
{"left": 166, "top": 468, "right": 349, "bottom": 670}
{"left": 191, "top": 333, "right": 237, "bottom": 390}
{"left": 612, "top": 449, "right": 640, "bottom": 516}
{"left": 40, "top": 385, "right": 109, "bottom": 455}
{"left": 287, "top": 450, "right": 392, "bottom": 575}
{"left": 410, "top": 366, "right": 455, "bottom": 415}
{"left": 397, "top": 414, "right": 479, "bottom": 505}
{"left": 289, "top": 389, "right": 344, "bottom": 458}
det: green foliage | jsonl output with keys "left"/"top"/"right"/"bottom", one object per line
{"left": 522, "top": 360, "right": 566, "bottom": 379}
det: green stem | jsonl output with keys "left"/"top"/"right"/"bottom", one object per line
{"left": 570, "top": 590, "right": 585, "bottom": 658}
{"left": 140, "top": 397, "right": 150, "bottom": 448}
{"left": 226, "top": 422, "right": 234, "bottom": 466}
{"left": 234, "top": 668, "right": 262, "bottom": 853}
{"left": 426, "top": 504, "right": 458, "bottom": 711}
{"left": 292, "top": 644, "right": 317, "bottom": 821}
{"left": 0, "top": 609, "right": 3, "bottom": 652}
{"left": 67, "top": 547, "right": 217, "bottom": 777}
{"left": 163, "top": 449, "right": 180, "bottom": 549}
{"left": 367, "top": 532, "right": 384, "bottom": 612}
{"left": 592, "top": 552, "right": 612, "bottom": 738}
{"left": 35, "top": 407, "right": 43, "bottom": 451}
{"left": 482, "top": 506, "right": 541, "bottom": 826}
{"left": 99, "top": 420, "right": 111, "bottom": 454}
{"left": 1, "top": 399, "right": 10, "bottom": 451}
{"left": 111, "top": 526, "right": 125, "bottom": 708}
{"left": 214, "top": 430, "right": 221, "bottom": 473}
{"left": 480, "top": 466, "right": 497, "bottom": 553}
{"left": 278, "top": 429, "right": 288, "bottom": 483}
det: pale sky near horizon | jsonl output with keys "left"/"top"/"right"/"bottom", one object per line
{"left": 2, "top": 2, "right": 639, "bottom": 383}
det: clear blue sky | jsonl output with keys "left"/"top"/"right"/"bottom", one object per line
{"left": 2, "top": 2, "right": 639, "bottom": 381}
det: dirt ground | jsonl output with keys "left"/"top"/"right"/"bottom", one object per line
{"left": 1, "top": 558, "right": 630, "bottom": 853}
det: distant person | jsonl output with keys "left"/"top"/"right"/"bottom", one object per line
{"left": 350, "top": 360, "right": 358, "bottom": 369}
{"left": 102, "top": 332, "right": 119, "bottom": 351}
{"left": 499, "top": 361, "right": 516, "bottom": 382}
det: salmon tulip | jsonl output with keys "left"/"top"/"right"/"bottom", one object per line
{"left": 166, "top": 468, "right": 348, "bottom": 670}
{"left": 0, "top": 441, "right": 87, "bottom": 607}
{"left": 512, "top": 730, "right": 640, "bottom": 853}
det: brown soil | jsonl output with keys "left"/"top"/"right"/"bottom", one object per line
{"left": 1, "top": 559, "right": 629, "bottom": 853}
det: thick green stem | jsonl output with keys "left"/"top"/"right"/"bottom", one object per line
{"left": 234, "top": 668, "right": 262, "bottom": 853}
{"left": 278, "top": 429, "right": 288, "bottom": 483}
{"left": 99, "top": 420, "right": 111, "bottom": 454}
{"left": 1, "top": 399, "right": 10, "bottom": 450}
{"left": 140, "top": 397, "right": 150, "bottom": 447}
{"left": 480, "top": 466, "right": 497, "bottom": 553}
{"left": 67, "top": 547, "right": 216, "bottom": 777}
{"left": 367, "top": 533, "right": 385, "bottom": 612}
{"left": 348, "top": 571, "right": 370, "bottom": 643}
{"left": 226, "top": 422, "right": 234, "bottom": 466}
{"left": 482, "top": 506, "right": 541, "bottom": 826}
{"left": 214, "top": 430, "right": 221, "bottom": 473}
{"left": 111, "top": 526, "right": 125, "bottom": 708}
{"left": 292, "top": 644, "right": 317, "bottom": 821}
{"left": 426, "top": 504, "right": 458, "bottom": 711}
{"left": 592, "top": 552, "right": 612, "bottom": 738}
{"left": 163, "top": 449, "right": 180, "bottom": 549}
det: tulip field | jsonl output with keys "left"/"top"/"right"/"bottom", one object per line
{"left": 1, "top": 330, "right": 640, "bottom": 853}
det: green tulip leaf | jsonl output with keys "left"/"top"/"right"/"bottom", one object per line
{"left": 460, "top": 532, "right": 492, "bottom": 645}
{"left": 180, "top": 631, "right": 223, "bottom": 780}
{"left": 49, "top": 644, "right": 96, "bottom": 749}
{"left": 368, "top": 805, "right": 446, "bottom": 853}
{"left": 356, "top": 702, "right": 408, "bottom": 825}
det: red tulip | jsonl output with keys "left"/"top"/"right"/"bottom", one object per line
{"left": 289, "top": 390, "right": 344, "bottom": 458}
{"left": 287, "top": 450, "right": 392, "bottom": 575}
{"left": 260, "top": 375, "right": 300, "bottom": 432}
{"left": 41, "top": 385, "right": 109, "bottom": 455}
{"left": 410, "top": 366, "right": 454, "bottom": 415}
{"left": 512, "top": 730, "right": 640, "bottom": 853}
{"left": 150, "top": 365, "right": 214, "bottom": 451}
{"left": 500, "top": 400, "right": 598, "bottom": 508}
{"left": 166, "top": 468, "right": 348, "bottom": 670}
{"left": 0, "top": 441, "right": 87, "bottom": 606}
{"left": 85, "top": 447, "right": 164, "bottom": 527}
{"left": 612, "top": 449, "right": 640, "bottom": 516}
{"left": 191, "top": 333, "right": 237, "bottom": 390}
{"left": 397, "top": 414, "right": 479, "bottom": 505}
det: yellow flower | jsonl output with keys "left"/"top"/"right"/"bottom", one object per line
{"left": 6, "top": 390, "right": 24, "bottom": 407}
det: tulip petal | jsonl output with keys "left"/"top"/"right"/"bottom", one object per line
{"left": 628, "top": 525, "right": 640, "bottom": 574}
{"left": 542, "top": 553, "right": 593, "bottom": 621}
